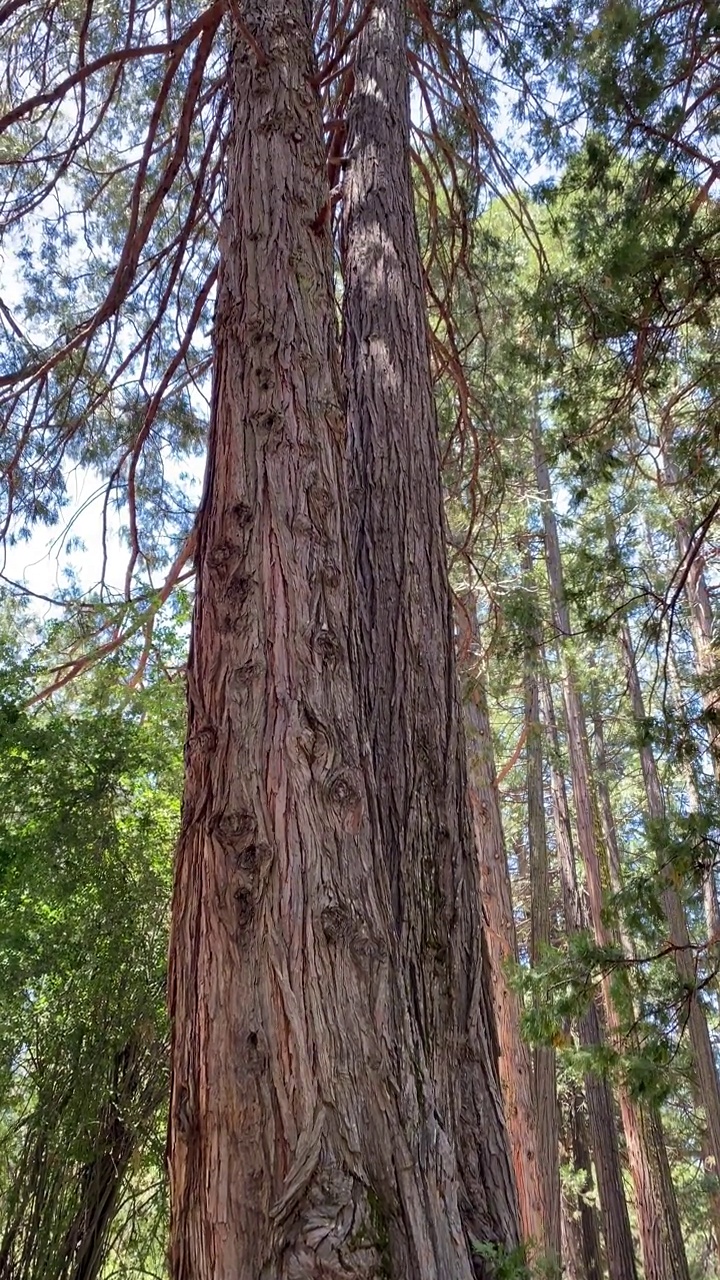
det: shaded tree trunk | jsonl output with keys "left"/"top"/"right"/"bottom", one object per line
{"left": 168, "top": 4, "right": 519, "bottom": 1278}
{"left": 64, "top": 1038, "right": 161, "bottom": 1280}
{"left": 561, "top": 1198, "right": 585, "bottom": 1280}
{"left": 661, "top": 441, "right": 720, "bottom": 778}
{"left": 0, "top": 1035, "right": 161, "bottom": 1280}
{"left": 457, "top": 607, "right": 546, "bottom": 1252}
{"left": 614, "top": 618, "right": 720, "bottom": 1251}
{"left": 590, "top": 676, "right": 694, "bottom": 1280}
{"left": 521, "top": 563, "right": 561, "bottom": 1264}
{"left": 342, "top": 0, "right": 519, "bottom": 1260}
{"left": 666, "top": 647, "right": 720, "bottom": 975}
{"left": 561, "top": 1080, "right": 605, "bottom": 1280}
{"left": 686, "top": 767, "right": 720, "bottom": 971}
{"left": 534, "top": 423, "right": 690, "bottom": 1280}
{"left": 540, "top": 666, "right": 636, "bottom": 1280}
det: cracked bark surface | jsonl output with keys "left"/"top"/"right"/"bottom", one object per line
{"left": 342, "top": 0, "right": 519, "bottom": 1262}
{"left": 168, "top": 3, "right": 519, "bottom": 1277}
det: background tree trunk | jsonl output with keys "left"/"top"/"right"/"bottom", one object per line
{"left": 615, "top": 618, "right": 720, "bottom": 1243}
{"left": 458, "top": 612, "right": 546, "bottom": 1252}
{"left": 561, "top": 1081, "right": 605, "bottom": 1280}
{"left": 660, "top": 441, "right": 720, "bottom": 777}
{"left": 540, "top": 667, "right": 637, "bottom": 1280}
{"left": 522, "top": 563, "right": 561, "bottom": 1264}
{"left": 667, "top": 648, "right": 720, "bottom": 973}
{"left": 534, "top": 425, "right": 690, "bottom": 1280}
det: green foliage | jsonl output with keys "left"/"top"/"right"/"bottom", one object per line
{"left": 474, "top": 1240, "right": 562, "bottom": 1280}
{"left": 0, "top": 604, "right": 184, "bottom": 1278}
{"left": 473, "top": 1240, "right": 532, "bottom": 1280}
{"left": 3, "top": 0, "right": 720, "bottom": 1273}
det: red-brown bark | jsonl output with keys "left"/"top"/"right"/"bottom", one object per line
{"left": 168, "top": 3, "right": 519, "bottom": 1277}
{"left": 459, "top": 642, "right": 546, "bottom": 1252}
{"left": 342, "top": 0, "right": 519, "bottom": 1260}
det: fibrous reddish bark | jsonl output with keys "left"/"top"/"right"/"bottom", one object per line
{"left": 342, "top": 0, "right": 519, "bottom": 1258}
{"left": 168, "top": 4, "right": 518, "bottom": 1277}
{"left": 458, "top": 621, "right": 546, "bottom": 1252}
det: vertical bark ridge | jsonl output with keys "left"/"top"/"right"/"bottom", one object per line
{"left": 168, "top": 4, "right": 517, "bottom": 1277}
{"left": 342, "top": 0, "right": 519, "bottom": 1255}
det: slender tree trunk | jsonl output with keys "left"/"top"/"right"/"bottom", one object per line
{"left": 561, "top": 1080, "right": 605, "bottom": 1280}
{"left": 457, "top": 609, "right": 546, "bottom": 1252}
{"left": 0, "top": 1036, "right": 161, "bottom": 1280}
{"left": 540, "top": 667, "right": 636, "bottom": 1280}
{"left": 697, "top": 787, "right": 720, "bottom": 958}
{"left": 590, "top": 678, "right": 695, "bottom": 1279}
{"left": 533, "top": 422, "right": 690, "bottom": 1280}
{"left": 666, "top": 647, "right": 720, "bottom": 973}
{"left": 661, "top": 441, "right": 720, "bottom": 778}
{"left": 593, "top": 672, "right": 720, "bottom": 1261}
{"left": 64, "top": 1038, "right": 161, "bottom": 1280}
{"left": 686, "top": 768, "right": 720, "bottom": 967}
{"left": 588, "top": 688, "right": 623, "bottom": 906}
{"left": 615, "top": 619, "right": 720, "bottom": 1242}
{"left": 168, "top": 8, "right": 516, "bottom": 1276}
{"left": 522, "top": 565, "right": 561, "bottom": 1265}
{"left": 342, "top": 0, "right": 519, "bottom": 1260}
{"left": 561, "top": 1194, "right": 585, "bottom": 1280}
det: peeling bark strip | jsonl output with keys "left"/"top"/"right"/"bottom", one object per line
{"left": 342, "top": 0, "right": 519, "bottom": 1258}
{"left": 168, "top": 4, "right": 518, "bottom": 1278}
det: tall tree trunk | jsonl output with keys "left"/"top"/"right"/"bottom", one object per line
{"left": 533, "top": 421, "right": 690, "bottom": 1280}
{"left": 540, "top": 666, "right": 636, "bottom": 1280}
{"left": 168, "top": 7, "right": 516, "bottom": 1277}
{"left": 661, "top": 441, "right": 720, "bottom": 778}
{"left": 666, "top": 647, "right": 720, "bottom": 972}
{"left": 522, "top": 564, "right": 561, "bottom": 1264}
{"left": 342, "top": 0, "right": 519, "bottom": 1260}
{"left": 590, "top": 677, "right": 696, "bottom": 1278}
{"left": 457, "top": 605, "right": 546, "bottom": 1252}
{"left": 561, "top": 1080, "right": 605, "bottom": 1280}
{"left": 614, "top": 618, "right": 720, "bottom": 1244}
